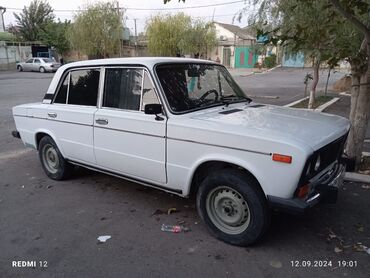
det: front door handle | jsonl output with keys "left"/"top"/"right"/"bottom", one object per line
{"left": 95, "top": 118, "right": 108, "bottom": 125}
{"left": 48, "top": 112, "right": 57, "bottom": 118}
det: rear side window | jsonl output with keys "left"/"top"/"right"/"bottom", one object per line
{"left": 103, "top": 68, "right": 143, "bottom": 110}
{"left": 68, "top": 69, "right": 100, "bottom": 106}
{"left": 54, "top": 73, "right": 69, "bottom": 104}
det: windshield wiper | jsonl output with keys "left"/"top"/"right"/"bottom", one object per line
{"left": 220, "top": 95, "right": 252, "bottom": 107}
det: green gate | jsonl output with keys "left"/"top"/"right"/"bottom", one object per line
{"left": 235, "top": 47, "right": 256, "bottom": 68}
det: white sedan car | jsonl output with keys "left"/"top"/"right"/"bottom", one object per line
{"left": 12, "top": 57, "right": 349, "bottom": 246}
{"left": 17, "top": 57, "right": 61, "bottom": 73}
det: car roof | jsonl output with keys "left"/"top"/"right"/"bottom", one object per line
{"left": 44, "top": 57, "right": 219, "bottom": 100}
{"left": 62, "top": 57, "right": 218, "bottom": 69}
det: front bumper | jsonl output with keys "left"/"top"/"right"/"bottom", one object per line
{"left": 268, "top": 162, "right": 345, "bottom": 214}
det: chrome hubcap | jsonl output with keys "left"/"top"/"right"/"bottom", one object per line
{"left": 42, "top": 144, "right": 59, "bottom": 174}
{"left": 206, "top": 186, "right": 250, "bottom": 234}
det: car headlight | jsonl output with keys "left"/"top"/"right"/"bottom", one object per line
{"left": 314, "top": 154, "right": 321, "bottom": 171}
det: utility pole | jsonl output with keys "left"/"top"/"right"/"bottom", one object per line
{"left": 134, "top": 18, "right": 138, "bottom": 57}
{"left": 0, "top": 7, "right": 6, "bottom": 32}
{"left": 117, "top": 1, "right": 122, "bottom": 57}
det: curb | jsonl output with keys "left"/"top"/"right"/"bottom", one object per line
{"left": 315, "top": 97, "right": 340, "bottom": 112}
{"left": 284, "top": 97, "right": 309, "bottom": 107}
{"left": 339, "top": 92, "right": 351, "bottom": 97}
{"left": 344, "top": 172, "right": 370, "bottom": 184}
{"left": 266, "top": 64, "right": 281, "bottom": 72}
{"left": 248, "top": 95, "right": 279, "bottom": 99}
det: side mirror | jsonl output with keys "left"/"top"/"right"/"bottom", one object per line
{"left": 145, "top": 103, "right": 162, "bottom": 115}
{"left": 144, "top": 104, "right": 164, "bottom": 121}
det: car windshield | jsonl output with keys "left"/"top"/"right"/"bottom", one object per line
{"left": 42, "top": 58, "right": 54, "bottom": 63}
{"left": 156, "top": 63, "right": 249, "bottom": 113}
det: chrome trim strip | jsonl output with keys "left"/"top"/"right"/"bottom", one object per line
{"left": 167, "top": 137, "right": 272, "bottom": 156}
{"left": 94, "top": 125, "right": 165, "bottom": 138}
{"left": 68, "top": 159, "right": 182, "bottom": 195}
{"left": 306, "top": 193, "right": 320, "bottom": 203}
{"left": 48, "top": 119, "right": 93, "bottom": 127}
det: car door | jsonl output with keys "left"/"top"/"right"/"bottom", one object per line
{"left": 47, "top": 68, "right": 100, "bottom": 164}
{"left": 94, "top": 67, "right": 166, "bottom": 184}
{"left": 33, "top": 58, "right": 41, "bottom": 71}
{"left": 23, "top": 58, "right": 33, "bottom": 71}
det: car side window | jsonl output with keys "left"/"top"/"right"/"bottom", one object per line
{"left": 26, "top": 59, "right": 33, "bottom": 63}
{"left": 67, "top": 69, "right": 100, "bottom": 106}
{"left": 141, "top": 71, "right": 159, "bottom": 111}
{"left": 103, "top": 68, "right": 143, "bottom": 110}
{"left": 54, "top": 73, "right": 69, "bottom": 104}
{"left": 34, "top": 59, "right": 41, "bottom": 64}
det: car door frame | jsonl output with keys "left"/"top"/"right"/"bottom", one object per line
{"left": 46, "top": 66, "right": 102, "bottom": 165}
{"left": 23, "top": 58, "right": 34, "bottom": 71}
{"left": 33, "top": 58, "right": 42, "bottom": 72}
{"left": 93, "top": 65, "right": 169, "bottom": 185}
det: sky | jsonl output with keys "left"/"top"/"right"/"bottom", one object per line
{"left": 1, "top": 0, "right": 252, "bottom": 35}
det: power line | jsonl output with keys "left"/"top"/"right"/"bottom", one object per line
{"left": 5, "top": 0, "right": 245, "bottom": 12}
{"left": 124, "top": 1, "right": 245, "bottom": 11}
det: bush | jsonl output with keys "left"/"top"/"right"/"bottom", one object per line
{"left": 263, "top": 54, "right": 277, "bottom": 68}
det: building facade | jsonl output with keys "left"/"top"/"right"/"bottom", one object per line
{"left": 209, "top": 22, "right": 257, "bottom": 69}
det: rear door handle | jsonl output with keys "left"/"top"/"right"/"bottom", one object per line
{"left": 95, "top": 118, "right": 108, "bottom": 125}
{"left": 48, "top": 112, "right": 57, "bottom": 118}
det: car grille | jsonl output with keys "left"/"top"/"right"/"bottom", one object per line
{"left": 297, "top": 133, "right": 348, "bottom": 188}
{"left": 316, "top": 134, "right": 347, "bottom": 171}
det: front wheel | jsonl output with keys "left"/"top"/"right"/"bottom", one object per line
{"left": 39, "top": 66, "right": 46, "bottom": 73}
{"left": 196, "top": 169, "right": 270, "bottom": 246}
{"left": 38, "top": 136, "right": 72, "bottom": 180}
{"left": 17, "top": 65, "right": 23, "bottom": 72}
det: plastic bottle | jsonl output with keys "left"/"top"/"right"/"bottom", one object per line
{"left": 161, "top": 224, "right": 190, "bottom": 233}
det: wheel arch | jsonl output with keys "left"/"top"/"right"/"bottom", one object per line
{"left": 34, "top": 129, "right": 66, "bottom": 157}
{"left": 187, "top": 156, "right": 266, "bottom": 198}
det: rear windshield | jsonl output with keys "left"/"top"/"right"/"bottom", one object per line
{"left": 42, "top": 58, "right": 54, "bottom": 63}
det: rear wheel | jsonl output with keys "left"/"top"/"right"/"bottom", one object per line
{"left": 17, "top": 65, "right": 23, "bottom": 72}
{"left": 38, "top": 136, "right": 72, "bottom": 180}
{"left": 196, "top": 169, "right": 270, "bottom": 246}
{"left": 39, "top": 66, "right": 46, "bottom": 73}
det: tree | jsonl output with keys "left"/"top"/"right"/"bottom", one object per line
{"left": 184, "top": 20, "right": 217, "bottom": 58}
{"left": 328, "top": 0, "right": 370, "bottom": 168}
{"left": 146, "top": 13, "right": 216, "bottom": 57}
{"left": 247, "top": 0, "right": 369, "bottom": 169}
{"left": 146, "top": 13, "right": 192, "bottom": 56}
{"left": 68, "top": 2, "right": 123, "bottom": 58}
{"left": 13, "top": 0, "right": 54, "bottom": 41}
{"left": 39, "top": 20, "right": 71, "bottom": 55}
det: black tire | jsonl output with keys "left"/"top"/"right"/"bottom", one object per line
{"left": 196, "top": 169, "right": 270, "bottom": 246}
{"left": 38, "top": 136, "right": 72, "bottom": 180}
{"left": 39, "top": 66, "right": 46, "bottom": 73}
{"left": 17, "top": 65, "right": 23, "bottom": 72}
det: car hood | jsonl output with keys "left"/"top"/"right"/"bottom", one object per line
{"left": 189, "top": 103, "right": 350, "bottom": 150}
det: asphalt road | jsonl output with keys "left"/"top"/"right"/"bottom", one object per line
{"left": 233, "top": 67, "right": 345, "bottom": 106}
{"left": 0, "top": 70, "right": 369, "bottom": 278}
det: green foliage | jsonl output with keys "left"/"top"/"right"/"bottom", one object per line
{"left": 39, "top": 20, "right": 71, "bottom": 55}
{"left": 183, "top": 20, "right": 217, "bottom": 56}
{"left": 263, "top": 54, "right": 276, "bottom": 68}
{"left": 13, "top": 0, "right": 54, "bottom": 41}
{"left": 0, "top": 32, "right": 16, "bottom": 41}
{"left": 146, "top": 13, "right": 217, "bottom": 57}
{"left": 146, "top": 13, "right": 191, "bottom": 56}
{"left": 68, "top": 2, "right": 123, "bottom": 58}
{"left": 249, "top": 0, "right": 367, "bottom": 68}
